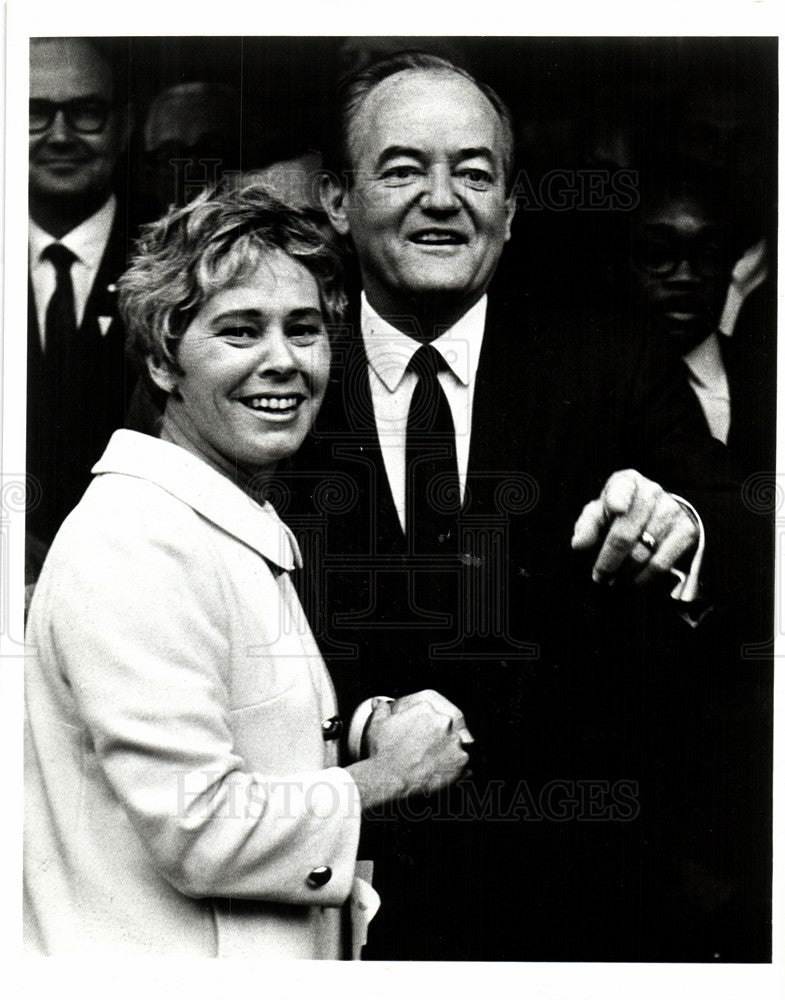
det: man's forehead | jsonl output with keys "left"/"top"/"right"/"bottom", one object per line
{"left": 644, "top": 195, "right": 718, "bottom": 231}
{"left": 30, "top": 39, "right": 113, "bottom": 99}
{"left": 352, "top": 69, "right": 502, "bottom": 152}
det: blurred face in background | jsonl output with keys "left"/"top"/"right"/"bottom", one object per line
{"left": 143, "top": 83, "right": 241, "bottom": 212}
{"left": 630, "top": 192, "right": 734, "bottom": 352}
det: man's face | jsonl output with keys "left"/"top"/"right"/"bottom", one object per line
{"left": 630, "top": 194, "right": 733, "bottom": 351}
{"left": 330, "top": 70, "right": 515, "bottom": 318}
{"left": 29, "top": 39, "right": 129, "bottom": 203}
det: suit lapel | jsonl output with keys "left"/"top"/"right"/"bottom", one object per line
{"left": 79, "top": 213, "right": 127, "bottom": 345}
{"left": 467, "top": 289, "right": 540, "bottom": 488}
{"left": 315, "top": 302, "right": 406, "bottom": 553}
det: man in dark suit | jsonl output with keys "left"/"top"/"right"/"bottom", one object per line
{"left": 623, "top": 171, "right": 775, "bottom": 962}
{"left": 626, "top": 167, "right": 774, "bottom": 480}
{"left": 27, "top": 37, "right": 135, "bottom": 554}
{"left": 276, "top": 53, "right": 762, "bottom": 961}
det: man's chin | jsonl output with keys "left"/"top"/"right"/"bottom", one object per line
{"left": 665, "top": 319, "right": 714, "bottom": 353}
{"left": 31, "top": 177, "right": 94, "bottom": 198}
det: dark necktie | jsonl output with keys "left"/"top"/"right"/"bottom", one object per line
{"left": 405, "top": 344, "right": 461, "bottom": 553}
{"left": 42, "top": 243, "right": 78, "bottom": 380}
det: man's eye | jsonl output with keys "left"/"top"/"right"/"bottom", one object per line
{"left": 288, "top": 324, "right": 324, "bottom": 344}
{"left": 380, "top": 165, "right": 421, "bottom": 184}
{"left": 457, "top": 168, "right": 494, "bottom": 189}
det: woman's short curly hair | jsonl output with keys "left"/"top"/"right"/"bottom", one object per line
{"left": 119, "top": 176, "right": 347, "bottom": 379}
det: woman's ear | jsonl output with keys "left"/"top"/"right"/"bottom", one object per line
{"left": 319, "top": 172, "right": 351, "bottom": 237}
{"left": 146, "top": 355, "right": 178, "bottom": 395}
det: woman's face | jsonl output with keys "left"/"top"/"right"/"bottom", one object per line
{"left": 150, "top": 249, "right": 331, "bottom": 484}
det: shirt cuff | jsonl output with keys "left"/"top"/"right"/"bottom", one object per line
{"left": 667, "top": 494, "right": 704, "bottom": 603}
{"left": 347, "top": 696, "right": 394, "bottom": 760}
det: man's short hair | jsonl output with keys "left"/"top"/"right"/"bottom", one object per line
{"left": 335, "top": 51, "right": 516, "bottom": 193}
{"left": 119, "top": 176, "right": 346, "bottom": 382}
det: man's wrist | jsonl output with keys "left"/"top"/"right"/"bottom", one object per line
{"left": 348, "top": 696, "right": 394, "bottom": 760}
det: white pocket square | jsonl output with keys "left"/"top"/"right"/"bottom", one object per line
{"left": 98, "top": 316, "right": 113, "bottom": 337}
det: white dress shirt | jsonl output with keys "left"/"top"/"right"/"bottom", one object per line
{"left": 29, "top": 194, "right": 117, "bottom": 348}
{"left": 718, "top": 238, "right": 767, "bottom": 337}
{"left": 350, "top": 293, "right": 710, "bottom": 749}
{"left": 683, "top": 332, "right": 731, "bottom": 444}
{"left": 360, "top": 290, "right": 703, "bottom": 606}
{"left": 361, "top": 291, "right": 486, "bottom": 534}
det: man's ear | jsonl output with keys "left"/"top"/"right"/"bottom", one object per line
{"left": 319, "top": 172, "right": 351, "bottom": 237}
{"left": 503, "top": 192, "right": 517, "bottom": 243}
{"left": 146, "top": 355, "right": 177, "bottom": 395}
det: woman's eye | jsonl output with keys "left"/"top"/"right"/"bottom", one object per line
{"left": 288, "top": 325, "right": 324, "bottom": 345}
{"left": 219, "top": 326, "right": 257, "bottom": 343}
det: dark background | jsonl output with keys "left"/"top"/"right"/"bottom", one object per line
{"left": 107, "top": 35, "right": 777, "bottom": 308}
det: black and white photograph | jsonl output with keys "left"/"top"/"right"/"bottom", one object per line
{"left": 1, "top": 3, "right": 781, "bottom": 998}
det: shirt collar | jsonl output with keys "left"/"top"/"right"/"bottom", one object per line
{"left": 28, "top": 194, "right": 117, "bottom": 268}
{"left": 360, "top": 292, "right": 487, "bottom": 393}
{"left": 91, "top": 429, "right": 302, "bottom": 571}
{"left": 682, "top": 332, "right": 729, "bottom": 396}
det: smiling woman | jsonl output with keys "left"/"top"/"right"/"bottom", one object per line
{"left": 145, "top": 251, "right": 332, "bottom": 489}
{"left": 23, "top": 178, "right": 470, "bottom": 956}
{"left": 120, "top": 181, "right": 346, "bottom": 491}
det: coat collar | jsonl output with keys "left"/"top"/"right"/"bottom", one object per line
{"left": 92, "top": 430, "right": 302, "bottom": 571}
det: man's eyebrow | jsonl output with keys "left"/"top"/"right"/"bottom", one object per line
{"left": 375, "top": 146, "right": 426, "bottom": 169}
{"left": 373, "top": 145, "right": 500, "bottom": 169}
{"left": 455, "top": 146, "right": 497, "bottom": 164}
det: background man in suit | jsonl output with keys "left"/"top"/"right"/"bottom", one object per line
{"left": 280, "top": 52, "right": 753, "bottom": 961}
{"left": 27, "top": 37, "right": 135, "bottom": 559}
{"left": 627, "top": 168, "right": 774, "bottom": 480}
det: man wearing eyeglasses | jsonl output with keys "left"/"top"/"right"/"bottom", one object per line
{"left": 27, "top": 37, "right": 135, "bottom": 558}
{"left": 627, "top": 167, "right": 772, "bottom": 480}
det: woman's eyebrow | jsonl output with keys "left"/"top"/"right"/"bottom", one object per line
{"left": 209, "top": 308, "right": 263, "bottom": 325}
{"left": 288, "top": 308, "right": 324, "bottom": 320}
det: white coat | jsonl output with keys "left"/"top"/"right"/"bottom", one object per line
{"left": 24, "top": 430, "right": 363, "bottom": 957}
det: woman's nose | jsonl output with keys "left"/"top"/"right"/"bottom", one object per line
{"left": 257, "top": 328, "right": 298, "bottom": 375}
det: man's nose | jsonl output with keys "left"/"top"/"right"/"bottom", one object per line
{"left": 419, "top": 166, "right": 460, "bottom": 212}
{"left": 668, "top": 257, "right": 700, "bottom": 283}
{"left": 45, "top": 109, "right": 77, "bottom": 144}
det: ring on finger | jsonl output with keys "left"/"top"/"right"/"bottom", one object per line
{"left": 639, "top": 530, "right": 658, "bottom": 553}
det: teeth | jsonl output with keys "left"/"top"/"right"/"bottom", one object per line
{"left": 413, "top": 232, "right": 458, "bottom": 243}
{"left": 243, "top": 396, "right": 299, "bottom": 411}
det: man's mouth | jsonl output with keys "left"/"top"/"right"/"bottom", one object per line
{"left": 38, "top": 158, "right": 89, "bottom": 170}
{"left": 661, "top": 297, "right": 705, "bottom": 322}
{"left": 239, "top": 394, "right": 304, "bottom": 415}
{"left": 408, "top": 229, "right": 467, "bottom": 246}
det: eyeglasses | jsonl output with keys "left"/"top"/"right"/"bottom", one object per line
{"left": 632, "top": 232, "right": 733, "bottom": 279}
{"left": 29, "top": 99, "right": 112, "bottom": 135}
